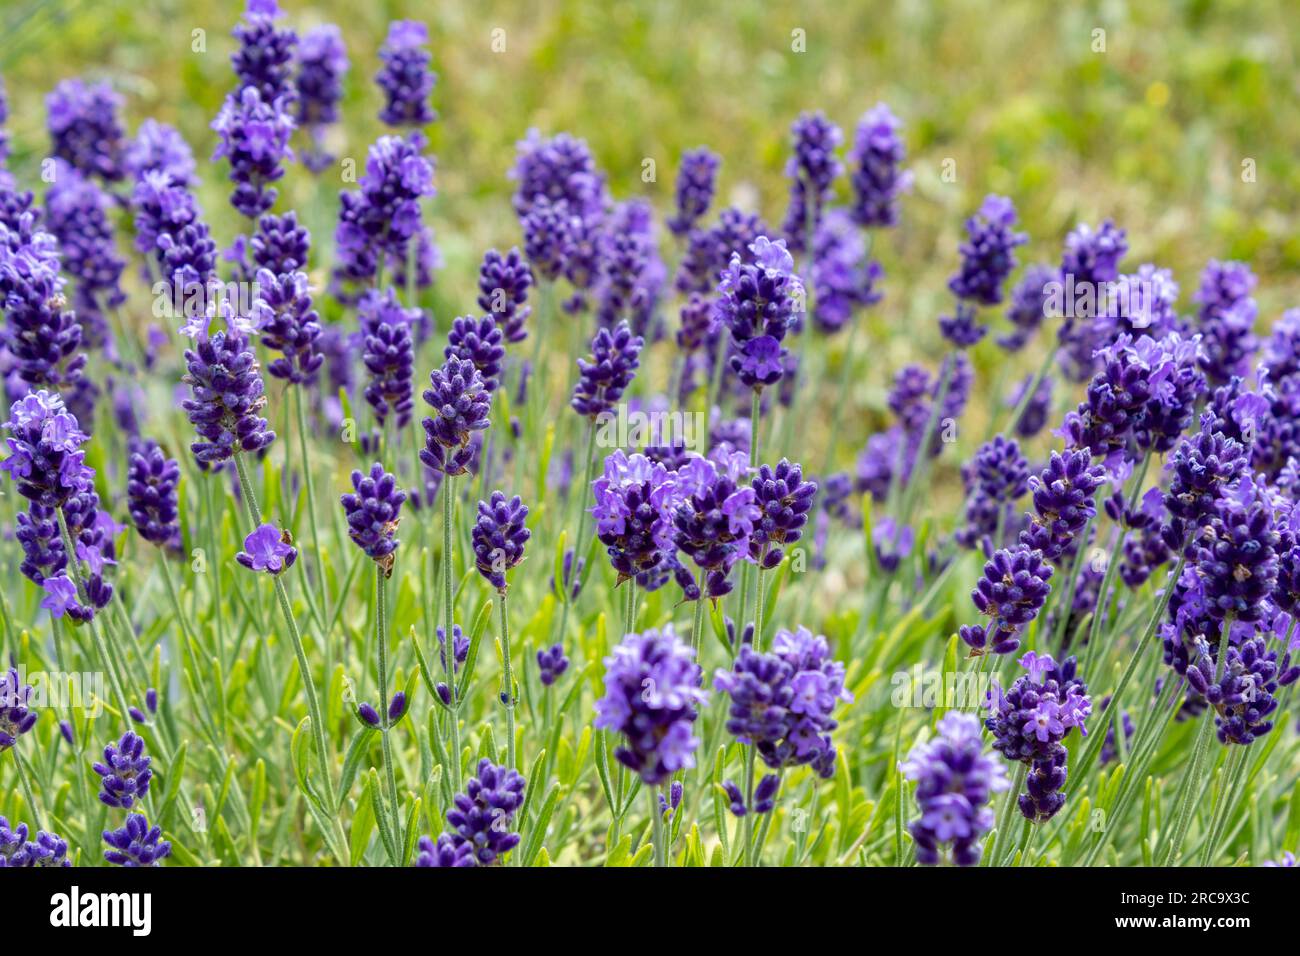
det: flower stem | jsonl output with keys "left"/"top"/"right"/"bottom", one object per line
{"left": 987, "top": 761, "right": 1027, "bottom": 867}
{"left": 10, "top": 747, "right": 44, "bottom": 832}
{"left": 375, "top": 565, "right": 402, "bottom": 862}
{"left": 232, "top": 451, "right": 335, "bottom": 808}
{"left": 499, "top": 587, "right": 517, "bottom": 769}
{"left": 649, "top": 785, "right": 667, "bottom": 867}
{"left": 293, "top": 385, "right": 328, "bottom": 635}
{"left": 441, "top": 471, "right": 462, "bottom": 792}
{"left": 554, "top": 418, "right": 599, "bottom": 648}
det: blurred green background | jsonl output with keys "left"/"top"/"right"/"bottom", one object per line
{"left": 2, "top": 0, "right": 1298, "bottom": 376}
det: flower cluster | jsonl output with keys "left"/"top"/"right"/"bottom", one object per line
{"left": 377, "top": 20, "right": 437, "bottom": 128}
{"left": 46, "top": 78, "right": 125, "bottom": 183}
{"left": 93, "top": 731, "right": 153, "bottom": 809}
{"left": 985, "top": 652, "right": 1090, "bottom": 822}
{"left": 477, "top": 247, "right": 533, "bottom": 343}
{"left": 902, "top": 711, "right": 1009, "bottom": 866}
{"left": 673, "top": 454, "right": 761, "bottom": 600}
{"left": 446, "top": 314, "right": 505, "bottom": 393}
{"left": 714, "top": 626, "right": 852, "bottom": 779}
{"left": 594, "top": 627, "right": 707, "bottom": 784}
{"left": 810, "top": 209, "right": 883, "bottom": 334}
{"left": 252, "top": 268, "right": 323, "bottom": 385}
{"left": 667, "top": 147, "right": 720, "bottom": 236}
{"left": 231, "top": 0, "right": 297, "bottom": 105}
{"left": 421, "top": 355, "right": 492, "bottom": 476}
{"left": 103, "top": 813, "right": 171, "bottom": 867}
{"left": 571, "top": 322, "right": 644, "bottom": 418}
{"left": 43, "top": 160, "right": 126, "bottom": 347}
{"left": 1193, "top": 260, "right": 1257, "bottom": 387}
{"left": 0, "top": 817, "right": 70, "bottom": 867}
{"left": 0, "top": 668, "right": 37, "bottom": 752}
{"left": 181, "top": 329, "right": 276, "bottom": 464}
{"left": 848, "top": 103, "right": 911, "bottom": 228}
{"left": 749, "top": 459, "right": 817, "bottom": 567}
{"left": 471, "top": 491, "right": 530, "bottom": 590}
{"left": 211, "top": 85, "right": 295, "bottom": 218}
{"left": 1018, "top": 449, "right": 1107, "bottom": 562}
{"left": 294, "top": 24, "right": 348, "bottom": 171}
{"left": 341, "top": 463, "right": 406, "bottom": 573}
{"left": 416, "top": 759, "right": 524, "bottom": 866}
{"left": 591, "top": 451, "right": 679, "bottom": 584}
{"left": 948, "top": 194, "right": 1027, "bottom": 307}
{"left": 359, "top": 287, "right": 418, "bottom": 428}
{"left": 959, "top": 545, "right": 1054, "bottom": 656}
{"left": 780, "top": 111, "right": 843, "bottom": 252}
{"left": 714, "top": 236, "right": 805, "bottom": 390}
{"left": 126, "top": 440, "right": 181, "bottom": 550}
{"left": 236, "top": 523, "right": 297, "bottom": 575}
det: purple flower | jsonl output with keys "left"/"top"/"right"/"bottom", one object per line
{"left": 124, "top": 119, "right": 196, "bottom": 186}
{"left": 103, "top": 813, "right": 170, "bottom": 867}
{"left": 250, "top": 211, "right": 310, "bottom": 275}
{"left": 667, "top": 148, "right": 720, "bottom": 236}
{"left": 341, "top": 463, "right": 407, "bottom": 571}
{"left": 1184, "top": 632, "right": 1296, "bottom": 746}
{"left": 714, "top": 626, "right": 852, "bottom": 779}
{"left": 236, "top": 523, "right": 297, "bottom": 575}
{"left": 594, "top": 204, "right": 665, "bottom": 337}
{"left": 749, "top": 459, "right": 817, "bottom": 567}
{"left": 986, "top": 654, "right": 1090, "bottom": 822}
{"left": 46, "top": 78, "right": 125, "bottom": 183}
{"left": 847, "top": 103, "right": 911, "bottom": 228}
{"left": 295, "top": 25, "right": 348, "bottom": 171}
{"left": 938, "top": 302, "right": 987, "bottom": 348}
{"left": 252, "top": 269, "right": 322, "bottom": 385}
{"left": 903, "top": 711, "right": 1009, "bottom": 865}
{"left": 93, "top": 731, "right": 153, "bottom": 809}
{"left": 0, "top": 816, "right": 70, "bottom": 867}
{"left": 673, "top": 454, "right": 760, "bottom": 600}
{"left": 780, "top": 112, "right": 843, "bottom": 253}
{"left": 594, "top": 627, "right": 707, "bottom": 784}
{"left": 440, "top": 760, "right": 524, "bottom": 865}
{"left": 571, "top": 321, "right": 644, "bottom": 419}
{"left": 960, "top": 545, "right": 1054, "bottom": 656}
{"left": 510, "top": 129, "right": 605, "bottom": 221}
{"left": 44, "top": 161, "right": 126, "bottom": 346}
{"left": 127, "top": 439, "right": 181, "bottom": 549}
{"left": 810, "top": 209, "right": 884, "bottom": 334}
{"left": 1, "top": 390, "right": 91, "bottom": 507}
{"left": 39, "top": 575, "right": 79, "bottom": 619}
{"left": 999, "top": 264, "right": 1059, "bottom": 350}
{"left": 414, "top": 833, "right": 475, "bottom": 867}
{"left": 674, "top": 206, "right": 767, "bottom": 295}
{"left": 1018, "top": 449, "right": 1107, "bottom": 563}
{"left": 231, "top": 0, "right": 297, "bottom": 105}
{"left": 181, "top": 329, "right": 275, "bottom": 464}
{"left": 536, "top": 644, "right": 569, "bottom": 687}
{"left": 358, "top": 287, "right": 418, "bottom": 429}
{"left": 446, "top": 315, "right": 506, "bottom": 393}
{"left": 471, "top": 491, "right": 530, "bottom": 590}
{"left": 591, "top": 450, "right": 679, "bottom": 584}
{"left": 0, "top": 669, "right": 37, "bottom": 752}
{"left": 948, "top": 195, "right": 1027, "bottom": 307}
{"left": 714, "top": 236, "right": 805, "bottom": 391}
{"left": 334, "top": 134, "right": 434, "bottom": 290}
{"left": 476, "top": 248, "right": 532, "bottom": 343}
{"left": 1193, "top": 260, "right": 1258, "bottom": 387}
{"left": 420, "top": 355, "right": 492, "bottom": 476}
{"left": 376, "top": 21, "right": 438, "bottom": 128}
{"left": 211, "top": 86, "right": 295, "bottom": 219}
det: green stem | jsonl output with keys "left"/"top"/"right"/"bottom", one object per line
{"left": 499, "top": 587, "right": 516, "bottom": 769}
{"left": 441, "top": 472, "right": 462, "bottom": 792}
{"left": 554, "top": 419, "right": 599, "bottom": 647}
{"left": 11, "top": 748, "right": 43, "bottom": 832}
{"left": 988, "top": 762, "right": 1027, "bottom": 867}
{"left": 650, "top": 785, "right": 666, "bottom": 867}
{"left": 375, "top": 566, "right": 402, "bottom": 863}
{"left": 294, "top": 385, "right": 328, "bottom": 635}
{"left": 232, "top": 451, "right": 335, "bottom": 808}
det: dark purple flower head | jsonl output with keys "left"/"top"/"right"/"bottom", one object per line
{"left": 676, "top": 293, "right": 718, "bottom": 356}
{"left": 571, "top": 321, "right": 643, "bottom": 419}
{"left": 1018, "top": 449, "right": 1107, "bottom": 563}
{"left": 44, "top": 160, "right": 126, "bottom": 339}
{"left": 668, "top": 147, "right": 720, "bottom": 236}
{"left": 810, "top": 209, "right": 883, "bottom": 334}
{"left": 948, "top": 194, "right": 1027, "bottom": 306}
{"left": 0, "top": 668, "right": 37, "bottom": 752}
{"left": 594, "top": 204, "right": 665, "bottom": 337}
{"left": 231, "top": 0, "right": 297, "bottom": 105}
{"left": 591, "top": 450, "right": 679, "bottom": 584}
{"left": 252, "top": 269, "right": 322, "bottom": 385}
{"left": 211, "top": 85, "right": 295, "bottom": 219}
{"left": 124, "top": 119, "right": 196, "bottom": 186}
{"left": 673, "top": 206, "right": 767, "bottom": 295}
{"left": 1193, "top": 259, "right": 1258, "bottom": 387}
{"left": 126, "top": 439, "right": 181, "bottom": 549}
{"left": 0, "top": 817, "right": 70, "bottom": 867}
{"left": 358, "top": 287, "right": 417, "bottom": 428}
{"left": 985, "top": 652, "right": 1090, "bottom": 822}
{"left": 673, "top": 453, "right": 761, "bottom": 600}
{"left": 510, "top": 129, "right": 605, "bottom": 221}
{"left": 236, "top": 522, "right": 297, "bottom": 575}
{"left": 1, "top": 390, "right": 92, "bottom": 508}
{"left": 749, "top": 459, "right": 817, "bottom": 567}
{"left": 998, "top": 264, "right": 1059, "bottom": 351}
{"left": 1061, "top": 220, "right": 1128, "bottom": 288}
{"left": 334, "top": 134, "right": 434, "bottom": 288}
{"left": 595, "top": 627, "right": 708, "bottom": 784}
{"left": 1190, "top": 474, "right": 1278, "bottom": 625}
{"left": 1007, "top": 373, "right": 1054, "bottom": 439}
{"left": 902, "top": 711, "right": 1009, "bottom": 865}
{"left": 536, "top": 644, "right": 569, "bottom": 687}
{"left": 938, "top": 302, "right": 987, "bottom": 348}
{"left": 93, "top": 731, "right": 152, "bottom": 809}
{"left": 103, "top": 813, "right": 170, "bottom": 867}
{"left": 251, "top": 211, "right": 310, "bottom": 275}
{"left": 973, "top": 435, "right": 1030, "bottom": 503}
{"left": 1095, "top": 264, "right": 1183, "bottom": 341}
{"left": 46, "top": 78, "right": 125, "bottom": 183}
{"left": 442, "top": 758, "right": 524, "bottom": 865}
{"left": 377, "top": 20, "right": 438, "bottom": 128}
{"left": 713, "top": 626, "right": 852, "bottom": 778}
{"left": 960, "top": 545, "right": 1054, "bottom": 656}
{"left": 714, "top": 236, "right": 805, "bottom": 390}
{"left": 446, "top": 314, "right": 505, "bottom": 393}
{"left": 0, "top": 221, "right": 89, "bottom": 393}
{"left": 420, "top": 355, "right": 492, "bottom": 476}
{"left": 341, "top": 463, "right": 406, "bottom": 572}
{"left": 181, "top": 328, "right": 275, "bottom": 463}
{"left": 295, "top": 24, "right": 348, "bottom": 170}
{"left": 476, "top": 247, "right": 532, "bottom": 343}
{"left": 471, "top": 491, "right": 530, "bottom": 590}
{"left": 414, "top": 832, "right": 475, "bottom": 867}
{"left": 1184, "top": 631, "right": 1296, "bottom": 746}
{"left": 848, "top": 103, "right": 911, "bottom": 228}
{"left": 783, "top": 113, "right": 847, "bottom": 250}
